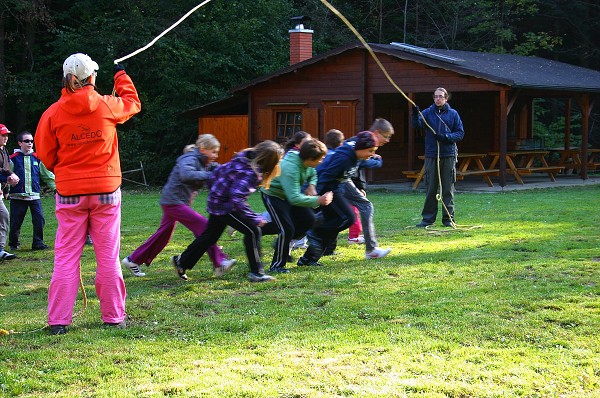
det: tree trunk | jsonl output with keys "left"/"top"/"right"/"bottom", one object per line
{"left": 0, "top": 11, "right": 6, "bottom": 122}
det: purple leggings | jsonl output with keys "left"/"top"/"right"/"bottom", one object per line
{"left": 129, "top": 204, "right": 226, "bottom": 268}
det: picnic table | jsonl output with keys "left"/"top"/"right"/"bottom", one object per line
{"left": 488, "top": 150, "right": 564, "bottom": 184}
{"left": 588, "top": 149, "right": 600, "bottom": 169}
{"left": 402, "top": 153, "right": 498, "bottom": 189}
{"left": 547, "top": 147, "right": 600, "bottom": 173}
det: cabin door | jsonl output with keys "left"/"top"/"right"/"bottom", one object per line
{"left": 199, "top": 115, "right": 248, "bottom": 163}
{"left": 322, "top": 100, "right": 357, "bottom": 140}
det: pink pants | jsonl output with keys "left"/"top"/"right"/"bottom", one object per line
{"left": 48, "top": 189, "right": 126, "bottom": 326}
{"left": 129, "top": 204, "right": 226, "bottom": 268}
{"left": 348, "top": 206, "right": 362, "bottom": 239}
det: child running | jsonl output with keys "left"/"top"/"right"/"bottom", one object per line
{"left": 122, "top": 134, "right": 235, "bottom": 277}
{"left": 298, "top": 131, "right": 380, "bottom": 267}
{"left": 261, "top": 139, "right": 333, "bottom": 273}
{"left": 172, "top": 140, "right": 283, "bottom": 282}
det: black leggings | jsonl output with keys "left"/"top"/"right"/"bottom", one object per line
{"left": 178, "top": 211, "right": 264, "bottom": 274}
{"left": 261, "top": 193, "right": 315, "bottom": 268}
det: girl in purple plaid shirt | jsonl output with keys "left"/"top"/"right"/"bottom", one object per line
{"left": 172, "top": 140, "right": 283, "bottom": 282}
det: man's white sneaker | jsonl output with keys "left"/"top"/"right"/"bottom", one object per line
{"left": 365, "top": 247, "right": 391, "bottom": 259}
{"left": 122, "top": 256, "right": 146, "bottom": 277}
{"left": 348, "top": 235, "right": 365, "bottom": 244}
{"left": 214, "top": 259, "right": 237, "bottom": 277}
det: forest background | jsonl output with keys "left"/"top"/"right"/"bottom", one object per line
{"left": 1, "top": 0, "right": 599, "bottom": 184}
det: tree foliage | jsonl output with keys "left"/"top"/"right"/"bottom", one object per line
{"left": 1, "top": 0, "right": 598, "bottom": 183}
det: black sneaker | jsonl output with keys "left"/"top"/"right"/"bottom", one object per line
{"left": 269, "top": 266, "right": 290, "bottom": 273}
{"left": 416, "top": 221, "right": 433, "bottom": 228}
{"left": 442, "top": 220, "right": 455, "bottom": 227}
{"left": 9, "top": 244, "right": 19, "bottom": 251}
{"left": 171, "top": 255, "right": 188, "bottom": 280}
{"left": 297, "top": 257, "right": 324, "bottom": 267}
{"left": 32, "top": 244, "right": 50, "bottom": 250}
{"left": 50, "top": 325, "right": 67, "bottom": 335}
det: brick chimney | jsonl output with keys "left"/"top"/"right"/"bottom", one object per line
{"left": 289, "top": 16, "right": 313, "bottom": 65}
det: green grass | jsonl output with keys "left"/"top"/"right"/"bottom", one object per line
{"left": 1, "top": 186, "right": 599, "bottom": 397}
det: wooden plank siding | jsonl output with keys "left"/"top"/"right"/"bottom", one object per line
{"left": 198, "top": 115, "right": 248, "bottom": 164}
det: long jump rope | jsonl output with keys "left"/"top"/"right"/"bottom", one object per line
{"left": 0, "top": 0, "right": 478, "bottom": 336}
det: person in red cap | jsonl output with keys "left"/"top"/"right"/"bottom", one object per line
{"left": 35, "top": 54, "right": 141, "bottom": 335}
{"left": 0, "top": 124, "right": 20, "bottom": 260}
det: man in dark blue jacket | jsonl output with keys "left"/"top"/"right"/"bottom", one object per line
{"left": 413, "top": 88, "right": 465, "bottom": 227}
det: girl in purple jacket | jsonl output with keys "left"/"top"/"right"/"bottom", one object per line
{"left": 172, "top": 140, "right": 283, "bottom": 282}
{"left": 122, "top": 134, "right": 235, "bottom": 278}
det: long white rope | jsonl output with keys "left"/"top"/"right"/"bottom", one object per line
{"left": 113, "top": 0, "right": 213, "bottom": 64}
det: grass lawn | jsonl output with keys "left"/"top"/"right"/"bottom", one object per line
{"left": 0, "top": 185, "right": 599, "bottom": 397}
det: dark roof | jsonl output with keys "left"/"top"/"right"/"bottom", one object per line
{"left": 233, "top": 42, "right": 600, "bottom": 94}
{"left": 179, "top": 93, "right": 248, "bottom": 119}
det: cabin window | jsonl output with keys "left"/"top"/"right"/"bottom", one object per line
{"left": 276, "top": 112, "right": 302, "bottom": 140}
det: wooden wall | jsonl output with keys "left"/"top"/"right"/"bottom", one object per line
{"left": 198, "top": 115, "right": 248, "bottom": 164}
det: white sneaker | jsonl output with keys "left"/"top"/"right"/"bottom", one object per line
{"left": 248, "top": 272, "right": 276, "bottom": 282}
{"left": 214, "top": 259, "right": 237, "bottom": 277}
{"left": 226, "top": 226, "right": 237, "bottom": 237}
{"left": 291, "top": 236, "right": 308, "bottom": 250}
{"left": 365, "top": 247, "right": 391, "bottom": 259}
{"left": 348, "top": 235, "right": 365, "bottom": 244}
{"left": 0, "top": 250, "right": 17, "bottom": 260}
{"left": 122, "top": 256, "right": 146, "bottom": 277}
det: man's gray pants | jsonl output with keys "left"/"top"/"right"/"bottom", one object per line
{"left": 421, "top": 156, "right": 456, "bottom": 224}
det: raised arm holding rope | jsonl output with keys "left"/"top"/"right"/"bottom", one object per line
{"left": 413, "top": 88, "right": 465, "bottom": 228}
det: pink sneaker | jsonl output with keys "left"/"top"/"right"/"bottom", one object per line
{"left": 365, "top": 247, "right": 391, "bottom": 259}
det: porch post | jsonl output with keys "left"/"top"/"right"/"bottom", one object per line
{"left": 408, "top": 93, "right": 415, "bottom": 171}
{"left": 578, "top": 94, "right": 590, "bottom": 180}
{"left": 564, "top": 98, "right": 571, "bottom": 150}
{"left": 499, "top": 90, "right": 508, "bottom": 187}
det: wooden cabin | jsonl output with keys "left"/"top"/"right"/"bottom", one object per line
{"left": 182, "top": 23, "right": 600, "bottom": 186}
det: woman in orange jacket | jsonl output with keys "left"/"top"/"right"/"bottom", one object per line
{"left": 35, "top": 53, "right": 141, "bottom": 335}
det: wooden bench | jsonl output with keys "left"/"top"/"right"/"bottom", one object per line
{"left": 403, "top": 168, "right": 478, "bottom": 189}
{"left": 512, "top": 166, "right": 564, "bottom": 174}
{"left": 509, "top": 166, "right": 564, "bottom": 182}
{"left": 402, "top": 170, "right": 422, "bottom": 179}
{"left": 457, "top": 169, "right": 499, "bottom": 177}
{"left": 402, "top": 169, "right": 424, "bottom": 189}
